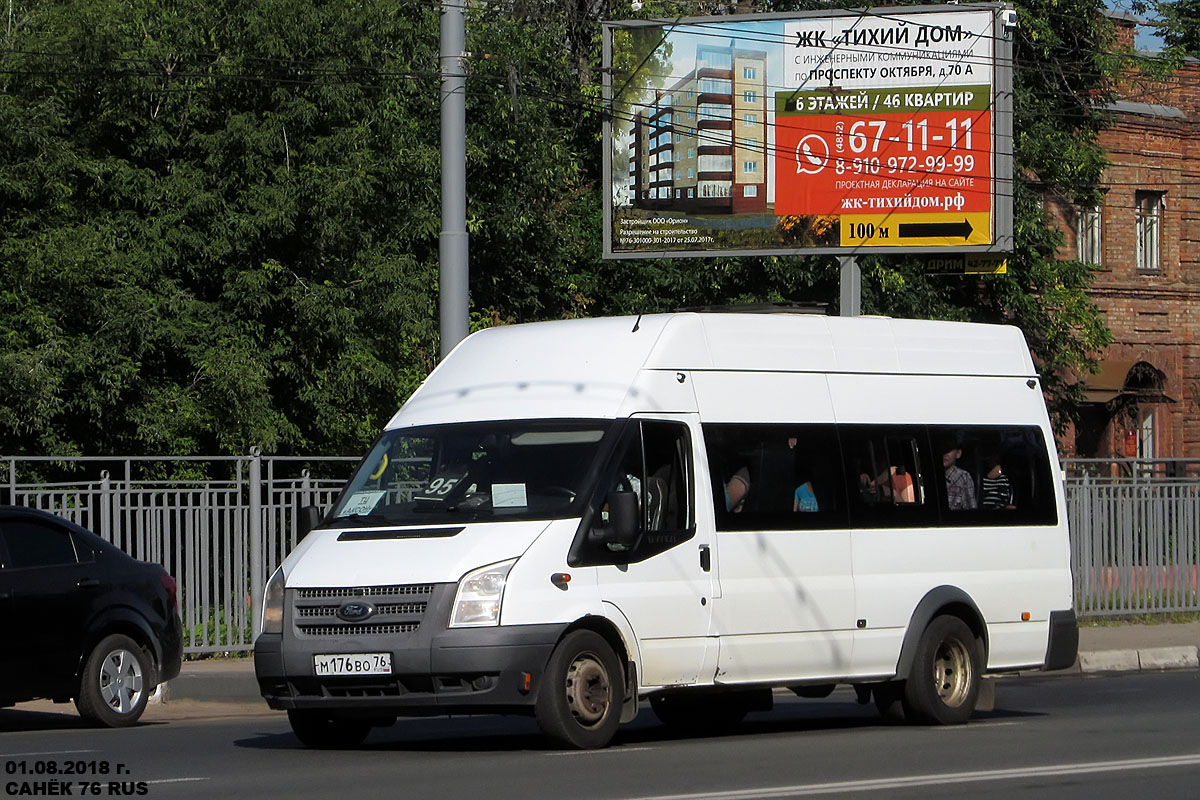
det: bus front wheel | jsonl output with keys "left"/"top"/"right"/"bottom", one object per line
{"left": 535, "top": 630, "right": 623, "bottom": 749}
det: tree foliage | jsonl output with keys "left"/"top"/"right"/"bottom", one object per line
{"left": 1157, "top": 0, "right": 1200, "bottom": 54}
{"left": 0, "top": 0, "right": 1126, "bottom": 455}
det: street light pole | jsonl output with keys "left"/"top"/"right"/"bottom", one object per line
{"left": 439, "top": 0, "right": 470, "bottom": 358}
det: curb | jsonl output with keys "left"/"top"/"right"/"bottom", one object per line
{"left": 1078, "top": 646, "right": 1200, "bottom": 673}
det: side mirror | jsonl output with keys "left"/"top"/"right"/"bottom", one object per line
{"left": 296, "top": 505, "right": 322, "bottom": 541}
{"left": 602, "top": 491, "right": 640, "bottom": 550}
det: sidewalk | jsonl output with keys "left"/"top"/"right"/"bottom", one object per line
{"left": 1075, "top": 620, "right": 1200, "bottom": 673}
{"left": 11, "top": 621, "right": 1200, "bottom": 722}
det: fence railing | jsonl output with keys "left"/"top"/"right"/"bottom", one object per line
{"left": 2, "top": 452, "right": 357, "bottom": 654}
{"left": 4, "top": 454, "right": 1199, "bottom": 653}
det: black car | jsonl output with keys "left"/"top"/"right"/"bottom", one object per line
{"left": 0, "top": 506, "right": 182, "bottom": 726}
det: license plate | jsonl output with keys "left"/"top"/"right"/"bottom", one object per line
{"left": 313, "top": 653, "right": 392, "bottom": 676}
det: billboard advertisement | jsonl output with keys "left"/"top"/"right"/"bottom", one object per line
{"left": 603, "top": 5, "right": 1014, "bottom": 259}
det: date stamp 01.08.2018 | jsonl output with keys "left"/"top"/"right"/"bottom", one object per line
{"left": 5, "top": 760, "right": 149, "bottom": 797}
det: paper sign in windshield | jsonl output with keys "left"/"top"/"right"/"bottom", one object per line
{"left": 492, "top": 483, "right": 529, "bottom": 508}
{"left": 342, "top": 491, "right": 386, "bottom": 516}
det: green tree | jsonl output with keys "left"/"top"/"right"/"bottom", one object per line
{"left": 0, "top": 0, "right": 1129, "bottom": 455}
{"left": 1157, "top": 0, "right": 1200, "bottom": 54}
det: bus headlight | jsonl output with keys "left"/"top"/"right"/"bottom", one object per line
{"left": 450, "top": 559, "right": 516, "bottom": 628}
{"left": 262, "top": 567, "right": 286, "bottom": 634}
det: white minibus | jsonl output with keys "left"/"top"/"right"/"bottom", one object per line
{"left": 254, "top": 312, "right": 1078, "bottom": 749}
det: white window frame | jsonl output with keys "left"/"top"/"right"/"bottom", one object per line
{"left": 1139, "top": 409, "right": 1155, "bottom": 460}
{"left": 1136, "top": 191, "right": 1163, "bottom": 273}
{"left": 1076, "top": 204, "right": 1102, "bottom": 265}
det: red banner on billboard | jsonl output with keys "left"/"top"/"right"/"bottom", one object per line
{"left": 774, "top": 109, "right": 992, "bottom": 218}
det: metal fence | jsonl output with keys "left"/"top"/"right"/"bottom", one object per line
{"left": 1065, "top": 459, "right": 1200, "bottom": 617}
{"left": 2, "top": 452, "right": 357, "bottom": 654}
{"left": 4, "top": 454, "right": 1199, "bottom": 654}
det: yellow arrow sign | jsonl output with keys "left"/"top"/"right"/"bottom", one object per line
{"left": 841, "top": 212, "right": 992, "bottom": 247}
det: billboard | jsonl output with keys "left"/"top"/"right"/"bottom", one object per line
{"left": 603, "top": 5, "right": 1014, "bottom": 259}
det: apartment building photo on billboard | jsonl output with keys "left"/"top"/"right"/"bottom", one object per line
{"left": 604, "top": 6, "right": 1013, "bottom": 259}
{"left": 629, "top": 42, "right": 768, "bottom": 214}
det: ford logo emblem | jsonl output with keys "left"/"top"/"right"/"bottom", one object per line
{"left": 337, "top": 601, "right": 375, "bottom": 622}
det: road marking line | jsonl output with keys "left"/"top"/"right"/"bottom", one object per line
{"left": 144, "top": 778, "right": 210, "bottom": 785}
{"left": 931, "top": 720, "right": 1023, "bottom": 729}
{"left": 628, "top": 753, "right": 1200, "bottom": 799}
{"left": 547, "top": 747, "right": 654, "bottom": 756}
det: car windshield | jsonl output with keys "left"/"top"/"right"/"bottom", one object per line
{"left": 325, "top": 420, "right": 615, "bottom": 527}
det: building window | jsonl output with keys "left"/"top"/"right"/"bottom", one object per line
{"left": 675, "top": 170, "right": 681, "bottom": 181}
{"left": 743, "top": 113, "right": 757, "bottom": 125}
{"left": 1136, "top": 191, "right": 1163, "bottom": 272}
{"left": 700, "top": 78, "right": 732, "bottom": 94}
{"left": 697, "top": 48, "right": 731, "bottom": 70}
{"left": 675, "top": 133, "right": 682, "bottom": 144}
{"left": 1076, "top": 204, "right": 1102, "bottom": 265}
{"left": 1139, "top": 410, "right": 1155, "bottom": 459}
{"left": 744, "top": 185, "right": 758, "bottom": 197}
{"left": 698, "top": 154, "right": 732, "bottom": 172}
{"left": 676, "top": 189, "right": 682, "bottom": 199}
{"left": 688, "top": 108, "right": 695, "bottom": 119}
{"left": 687, "top": 188, "right": 695, "bottom": 198}
{"left": 699, "top": 181, "right": 732, "bottom": 198}
{"left": 687, "top": 148, "right": 695, "bottom": 159}
{"left": 687, "top": 168, "right": 695, "bottom": 179}
{"left": 741, "top": 137, "right": 758, "bottom": 150}
{"left": 743, "top": 66, "right": 757, "bottom": 79}
{"left": 743, "top": 160, "right": 758, "bottom": 173}
{"left": 743, "top": 90, "right": 757, "bottom": 103}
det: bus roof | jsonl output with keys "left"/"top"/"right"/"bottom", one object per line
{"left": 388, "top": 313, "right": 1037, "bottom": 428}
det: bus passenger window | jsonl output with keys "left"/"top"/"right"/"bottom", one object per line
{"left": 940, "top": 437, "right": 977, "bottom": 511}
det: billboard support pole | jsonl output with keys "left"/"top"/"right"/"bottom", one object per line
{"left": 839, "top": 256, "right": 861, "bottom": 316}
{"left": 439, "top": 0, "right": 469, "bottom": 359}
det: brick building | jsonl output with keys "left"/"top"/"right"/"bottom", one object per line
{"left": 1053, "top": 17, "right": 1199, "bottom": 461}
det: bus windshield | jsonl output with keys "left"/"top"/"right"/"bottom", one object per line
{"left": 325, "top": 420, "right": 615, "bottom": 527}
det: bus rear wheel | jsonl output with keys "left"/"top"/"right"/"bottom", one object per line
{"left": 902, "top": 615, "right": 982, "bottom": 725}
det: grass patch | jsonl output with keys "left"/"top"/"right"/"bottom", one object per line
{"left": 1079, "top": 611, "right": 1200, "bottom": 626}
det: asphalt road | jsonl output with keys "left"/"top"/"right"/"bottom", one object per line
{"left": 3, "top": 671, "right": 1199, "bottom": 800}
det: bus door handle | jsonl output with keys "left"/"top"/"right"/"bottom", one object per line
{"left": 699, "top": 545, "right": 711, "bottom": 572}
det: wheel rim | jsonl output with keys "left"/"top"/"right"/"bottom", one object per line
{"left": 99, "top": 648, "right": 144, "bottom": 715}
{"left": 932, "top": 636, "right": 973, "bottom": 708}
{"left": 564, "top": 651, "right": 611, "bottom": 728}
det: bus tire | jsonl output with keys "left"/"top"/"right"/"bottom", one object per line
{"left": 872, "top": 681, "right": 906, "bottom": 721}
{"left": 902, "top": 615, "right": 982, "bottom": 725}
{"left": 535, "top": 630, "right": 623, "bottom": 749}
